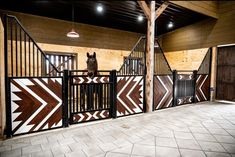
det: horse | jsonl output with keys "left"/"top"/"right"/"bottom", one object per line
{"left": 85, "top": 52, "right": 98, "bottom": 78}
{"left": 80, "top": 52, "right": 103, "bottom": 111}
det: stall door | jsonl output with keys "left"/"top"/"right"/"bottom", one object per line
{"left": 217, "top": 46, "right": 235, "bottom": 101}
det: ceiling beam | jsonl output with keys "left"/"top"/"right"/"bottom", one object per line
{"left": 155, "top": 1, "right": 169, "bottom": 20}
{"left": 137, "top": 1, "right": 150, "bottom": 20}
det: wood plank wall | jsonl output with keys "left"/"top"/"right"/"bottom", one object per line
{"left": 161, "top": 1, "right": 235, "bottom": 52}
{"left": 170, "top": 1, "right": 218, "bottom": 18}
{"left": 164, "top": 48, "right": 208, "bottom": 71}
{"left": 0, "top": 10, "right": 142, "bottom": 51}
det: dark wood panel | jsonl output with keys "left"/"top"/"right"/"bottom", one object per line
{"left": 217, "top": 46, "right": 235, "bottom": 101}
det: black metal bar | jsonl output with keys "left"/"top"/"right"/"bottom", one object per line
{"left": 33, "top": 45, "right": 35, "bottom": 76}
{"left": 76, "top": 84, "right": 79, "bottom": 112}
{"left": 110, "top": 70, "right": 117, "bottom": 118}
{"left": 4, "top": 15, "right": 12, "bottom": 137}
{"left": 10, "top": 19, "right": 13, "bottom": 76}
{"left": 62, "top": 70, "right": 69, "bottom": 127}
{"left": 172, "top": 70, "right": 177, "bottom": 106}
{"left": 20, "top": 28, "right": 22, "bottom": 77}
{"left": 192, "top": 70, "right": 197, "bottom": 103}
{"left": 37, "top": 49, "right": 39, "bottom": 77}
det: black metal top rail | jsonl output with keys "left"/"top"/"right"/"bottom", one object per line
{"left": 4, "top": 14, "right": 60, "bottom": 77}
{"left": 117, "top": 36, "right": 146, "bottom": 75}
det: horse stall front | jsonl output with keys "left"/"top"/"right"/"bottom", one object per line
{"left": 153, "top": 40, "right": 211, "bottom": 110}
{"left": 68, "top": 70, "right": 116, "bottom": 124}
{"left": 4, "top": 15, "right": 66, "bottom": 136}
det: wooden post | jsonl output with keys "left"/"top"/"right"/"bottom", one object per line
{"left": 145, "top": 1, "right": 155, "bottom": 112}
{"left": 138, "top": 1, "right": 168, "bottom": 112}
{"left": 210, "top": 47, "right": 217, "bottom": 101}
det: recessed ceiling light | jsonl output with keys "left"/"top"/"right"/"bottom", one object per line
{"left": 96, "top": 5, "right": 103, "bottom": 13}
{"left": 168, "top": 22, "right": 174, "bottom": 28}
{"left": 138, "top": 15, "right": 143, "bottom": 22}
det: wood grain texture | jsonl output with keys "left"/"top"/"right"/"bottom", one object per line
{"left": 153, "top": 75, "right": 173, "bottom": 110}
{"left": 1, "top": 10, "right": 141, "bottom": 51}
{"left": 216, "top": 46, "right": 235, "bottom": 101}
{"left": 164, "top": 48, "right": 208, "bottom": 71}
{"left": 161, "top": 1, "right": 235, "bottom": 52}
{"left": 10, "top": 78, "right": 63, "bottom": 135}
{"left": 196, "top": 75, "right": 210, "bottom": 102}
{"left": 116, "top": 76, "right": 144, "bottom": 117}
{"left": 170, "top": 1, "right": 218, "bottom": 18}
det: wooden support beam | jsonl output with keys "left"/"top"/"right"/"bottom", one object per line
{"left": 137, "top": 1, "right": 150, "bottom": 20}
{"left": 210, "top": 47, "right": 217, "bottom": 101}
{"left": 145, "top": 1, "right": 155, "bottom": 112}
{"left": 155, "top": 1, "right": 169, "bottom": 20}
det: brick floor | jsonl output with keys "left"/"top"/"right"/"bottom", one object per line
{"left": 0, "top": 101, "right": 235, "bottom": 157}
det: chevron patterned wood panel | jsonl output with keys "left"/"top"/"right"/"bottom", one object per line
{"left": 72, "top": 110, "right": 109, "bottom": 123}
{"left": 10, "top": 78, "right": 63, "bottom": 135}
{"left": 73, "top": 76, "right": 109, "bottom": 84}
{"left": 116, "top": 76, "right": 144, "bottom": 117}
{"left": 196, "top": 74, "right": 210, "bottom": 102}
{"left": 153, "top": 75, "right": 173, "bottom": 110}
{"left": 177, "top": 96, "right": 193, "bottom": 105}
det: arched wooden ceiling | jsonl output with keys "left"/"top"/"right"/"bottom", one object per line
{"left": 0, "top": 0, "right": 209, "bottom": 35}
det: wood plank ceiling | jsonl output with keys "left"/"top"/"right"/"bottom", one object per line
{"left": 0, "top": 0, "right": 209, "bottom": 35}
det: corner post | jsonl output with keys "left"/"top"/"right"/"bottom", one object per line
{"left": 145, "top": 0, "right": 155, "bottom": 112}
{"left": 4, "top": 15, "right": 12, "bottom": 137}
{"left": 192, "top": 70, "right": 198, "bottom": 103}
{"left": 210, "top": 47, "right": 217, "bottom": 101}
{"left": 62, "top": 70, "right": 69, "bottom": 127}
{"left": 172, "top": 70, "right": 177, "bottom": 107}
{"left": 110, "top": 70, "right": 117, "bottom": 118}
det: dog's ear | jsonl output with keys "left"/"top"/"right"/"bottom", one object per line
{"left": 93, "top": 52, "right": 96, "bottom": 58}
{"left": 87, "top": 52, "right": 90, "bottom": 58}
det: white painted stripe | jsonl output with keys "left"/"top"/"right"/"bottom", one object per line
{"left": 14, "top": 79, "right": 47, "bottom": 134}
{"left": 156, "top": 76, "right": 169, "bottom": 109}
{"left": 117, "top": 77, "right": 134, "bottom": 114}
{"left": 127, "top": 76, "right": 143, "bottom": 113}
{"left": 33, "top": 78, "right": 62, "bottom": 131}
{"left": 199, "top": 75, "right": 208, "bottom": 101}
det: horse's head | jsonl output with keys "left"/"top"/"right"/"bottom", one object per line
{"left": 86, "top": 52, "right": 98, "bottom": 78}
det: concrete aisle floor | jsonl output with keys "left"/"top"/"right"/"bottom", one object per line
{"left": 0, "top": 101, "right": 235, "bottom": 157}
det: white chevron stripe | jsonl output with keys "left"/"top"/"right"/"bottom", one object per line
{"left": 167, "top": 75, "right": 173, "bottom": 85}
{"left": 196, "top": 94, "right": 200, "bottom": 102}
{"left": 156, "top": 76, "right": 169, "bottom": 109}
{"left": 86, "top": 77, "right": 92, "bottom": 83}
{"left": 86, "top": 112, "right": 93, "bottom": 120}
{"left": 100, "top": 110, "right": 105, "bottom": 118}
{"left": 166, "top": 97, "right": 173, "bottom": 108}
{"left": 77, "top": 114, "right": 84, "bottom": 122}
{"left": 196, "top": 75, "right": 201, "bottom": 83}
{"left": 199, "top": 75, "right": 208, "bottom": 100}
{"left": 93, "top": 111, "right": 99, "bottom": 119}
{"left": 127, "top": 76, "right": 143, "bottom": 113}
{"left": 79, "top": 77, "right": 84, "bottom": 84}
{"left": 14, "top": 79, "right": 47, "bottom": 135}
{"left": 33, "top": 78, "right": 62, "bottom": 130}
{"left": 117, "top": 77, "right": 134, "bottom": 114}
